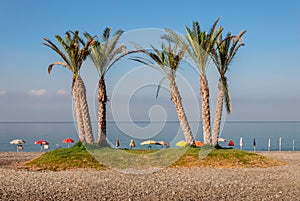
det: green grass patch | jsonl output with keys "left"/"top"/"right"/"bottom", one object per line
{"left": 171, "top": 147, "right": 285, "bottom": 168}
{"left": 25, "top": 143, "right": 284, "bottom": 171}
{"left": 25, "top": 142, "right": 105, "bottom": 171}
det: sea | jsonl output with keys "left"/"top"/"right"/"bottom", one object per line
{"left": 0, "top": 121, "right": 299, "bottom": 152}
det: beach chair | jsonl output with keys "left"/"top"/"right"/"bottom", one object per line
{"left": 17, "top": 144, "right": 23, "bottom": 152}
{"left": 44, "top": 144, "right": 49, "bottom": 152}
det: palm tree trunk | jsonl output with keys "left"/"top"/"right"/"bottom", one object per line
{"left": 170, "top": 80, "right": 194, "bottom": 144}
{"left": 200, "top": 74, "right": 211, "bottom": 145}
{"left": 76, "top": 76, "right": 94, "bottom": 144}
{"left": 97, "top": 76, "right": 109, "bottom": 146}
{"left": 72, "top": 80, "right": 85, "bottom": 142}
{"left": 212, "top": 79, "right": 224, "bottom": 146}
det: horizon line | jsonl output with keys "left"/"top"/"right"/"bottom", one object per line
{"left": 0, "top": 120, "right": 300, "bottom": 123}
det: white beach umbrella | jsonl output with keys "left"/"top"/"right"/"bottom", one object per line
{"left": 218, "top": 138, "right": 227, "bottom": 142}
{"left": 10, "top": 139, "right": 25, "bottom": 144}
{"left": 10, "top": 139, "right": 25, "bottom": 152}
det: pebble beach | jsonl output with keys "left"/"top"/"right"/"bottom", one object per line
{"left": 0, "top": 151, "right": 299, "bottom": 201}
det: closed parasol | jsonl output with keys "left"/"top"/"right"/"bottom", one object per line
{"left": 228, "top": 139, "right": 234, "bottom": 146}
{"left": 115, "top": 138, "right": 120, "bottom": 148}
{"left": 240, "top": 137, "right": 243, "bottom": 150}
{"left": 129, "top": 139, "right": 135, "bottom": 149}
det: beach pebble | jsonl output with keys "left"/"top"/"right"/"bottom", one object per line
{"left": 0, "top": 152, "right": 299, "bottom": 200}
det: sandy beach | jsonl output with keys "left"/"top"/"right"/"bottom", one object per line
{"left": 0, "top": 151, "right": 299, "bottom": 200}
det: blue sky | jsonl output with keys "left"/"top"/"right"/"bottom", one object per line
{"left": 0, "top": 0, "right": 299, "bottom": 122}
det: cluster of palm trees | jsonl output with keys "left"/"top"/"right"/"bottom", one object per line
{"left": 43, "top": 18, "right": 246, "bottom": 147}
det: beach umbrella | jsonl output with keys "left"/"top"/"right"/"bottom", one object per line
{"left": 115, "top": 138, "right": 120, "bottom": 148}
{"left": 268, "top": 138, "right": 271, "bottom": 151}
{"left": 218, "top": 138, "right": 227, "bottom": 142}
{"left": 140, "top": 140, "right": 159, "bottom": 150}
{"left": 176, "top": 141, "right": 188, "bottom": 147}
{"left": 293, "top": 139, "right": 295, "bottom": 151}
{"left": 10, "top": 139, "right": 25, "bottom": 145}
{"left": 35, "top": 140, "right": 49, "bottom": 152}
{"left": 10, "top": 139, "right": 25, "bottom": 152}
{"left": 129, "top": 139, "right": 135, "bottom": 149}
{"left": 35, "top": 140, "right": 49, "bottom": 145}
{"left": 239, "top": 137, "right": 243, "bottom": 150}
{"left": 253, "top": 138, "right": 256, "bottom": 152}
{"left": 195, "top": 141, "right": 203, "bottom": 147}
{"left": 279, "top": 137, "right": 282, "bottom": 151}
{"left": 228, "top": 139, "right": 234, "bottom": 146}
{"left": 140, "top": 140, "right": 158, "bottom": 145}
{"left": 157, "top": 141, "right": 170, "bottom": 148}
{"left": 62, "top": 138, "right": 75, "bottom": 148}
{"left": 141, "top": 140, "right": 157, "bottom": 149}
{"left": 62, "top": 138, "right": 74, "bottom": 143}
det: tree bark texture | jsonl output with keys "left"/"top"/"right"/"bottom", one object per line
{"left": 170, "top": 80, "right": 194, "bottom": 144}
{"left": 72, "top": 79, "right": 85, "bottom": 142}
{"left": 212, "top": 79, "right": 224, "bottom": 146}
{"left": 200, "top": 75, "right": 211, "bottom": 145}
{"left": 76, "top": 76, "right": 94, "bottom": 144}
{"left": 97, "top": 77, "right": 109, "bottom": 146}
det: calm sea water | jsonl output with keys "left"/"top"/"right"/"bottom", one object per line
{"left": 0, "top": 122, "right": 299, "bottom": 152}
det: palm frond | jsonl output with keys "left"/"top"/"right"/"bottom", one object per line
{"left": 42, "top": 38, "right": 71, "bottom": 68}
{"left": 130, "top": 57, "right": 154, "bottom": 66}
{"left": 210, "top": 29, "right": 246, "bottom": 114}
{"left": 156, "top": 77, "right": 167, "bottom": 99}
{"left": 102, "top": 27, "right": 111, "bottom": 42}
{"left": 43, "top": 30, "right": 91, "bottom": 76}
{"left": 222, "top": 77, "right": 232, "bottom": 113}
{"left": 86, "top": 27, "right": 127, "bottom": 77}
{"left": 131, "top": 38, "right": 185, "bottom": 81}
{"left": 48, "top": 62, "right": 70, "bottom": 74}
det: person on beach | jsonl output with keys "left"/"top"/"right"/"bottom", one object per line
{"left": 130, "top": 139, "right": 135, "bottom": 149}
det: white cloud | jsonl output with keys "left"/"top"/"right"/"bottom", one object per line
{"left": 27, "top": 89, "right": 46, "bottom": 96}
{"left": 56, "top": 89, "right": 69, "bottom": 96}
{"left": 0, "top": 90, "right": 7, "bottom": 96}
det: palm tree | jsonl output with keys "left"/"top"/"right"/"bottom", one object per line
{"left": 43, "top": 31, "right": 94, "bottom": 144}
{"left": 84, "top": 28, "right": 127, "bottom": 146}
{"left": 131, "top": 40, "right": 195, "bottom": 144}
{"left": 210, "top": 30, "right": 246, "bottom": 146}
{"left": 165, "top": 19, "right": 223, "bottom": 145}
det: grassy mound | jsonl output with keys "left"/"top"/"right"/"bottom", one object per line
{"left": 25, "top": 142, "right": 284, "bottom": 171}
{"left": 170, "top": 147, "right": 284, "bottom": 168}
{"left": 25, "top": 142, "right": 105, "bottom": 171}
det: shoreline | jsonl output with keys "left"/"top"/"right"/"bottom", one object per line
{"left": 0, "top": 151, "right": 299, "bottom": 200}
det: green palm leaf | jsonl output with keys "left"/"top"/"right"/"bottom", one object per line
{"left": 43, "top": 30, "right": 91, "bottom": 82}
{"left": 85, "top": 28, "right": 127, "bottom": 77}
{"left": 211, "top": 29, "right": 246, "bottom": 113}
